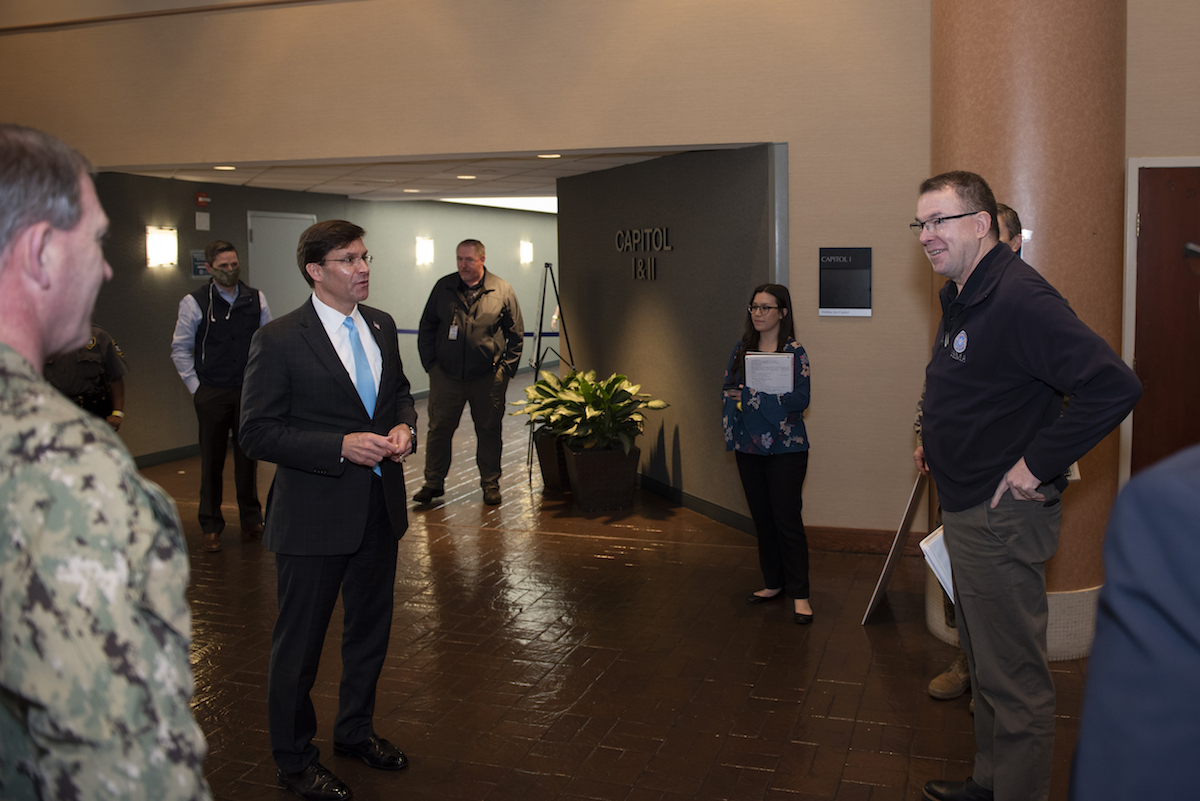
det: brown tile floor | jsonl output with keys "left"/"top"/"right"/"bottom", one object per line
{"left": 142, "top": 386, "right": 1085, "bottom": 801}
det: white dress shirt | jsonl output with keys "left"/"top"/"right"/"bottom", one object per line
{"left": 310, "top": 294, "right": 382, "bottom": 396}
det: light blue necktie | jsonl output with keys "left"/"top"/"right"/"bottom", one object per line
{"left": 343, "top": 316, "right": 377, "bottom": 417}
{"left": 344, "top": 317, "right": 380, "bottom": 476}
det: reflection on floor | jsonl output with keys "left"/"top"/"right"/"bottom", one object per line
{"left": 142, "top": 386, "right": 1084, "bottom": 800}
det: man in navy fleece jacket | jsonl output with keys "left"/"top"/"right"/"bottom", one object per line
{"left": 912, "top": 171, "right": 1141, "bottom": 801}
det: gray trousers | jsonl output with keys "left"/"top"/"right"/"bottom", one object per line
{"left": 423, "top": 364, "right": 509, "bottom": 490}
{"left": 942, "top": 486, "right": 1061, "bottom": 801}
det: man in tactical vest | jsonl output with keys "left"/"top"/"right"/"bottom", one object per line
{"left": 171, "top": 240, "right": 272, "bottom": 552}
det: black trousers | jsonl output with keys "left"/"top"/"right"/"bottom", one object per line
{"left": 735, "top": 450, "right": 810, "bottom": 599}
{"left": 193, "top": 384, "right": 260, "bottom": 534}
{"left": 268, "top": 477, "right": 399, "bottom": 773}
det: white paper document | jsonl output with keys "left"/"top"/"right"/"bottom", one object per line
{"left": 744, "top": 352, "right": 794, "bottom": 394}
{"left": 920, "top": 526, "right": 954, "bottom": 604}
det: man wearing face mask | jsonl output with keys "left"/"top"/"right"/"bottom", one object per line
{"left": 171, "top": 240, "right": 272, "bottom": 553}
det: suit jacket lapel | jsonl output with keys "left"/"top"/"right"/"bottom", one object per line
{"left": 361, "top": 307, "right": 390, "bottom": 356}
{"left": 299, "top": 298, "right": 365, "bottom": 415}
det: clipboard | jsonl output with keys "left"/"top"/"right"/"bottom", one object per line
{"left": 744, "top": 352, "right": 793, "bottom": 394}
{"left": 919, "top": 526, "right": 953, "bottom": 604}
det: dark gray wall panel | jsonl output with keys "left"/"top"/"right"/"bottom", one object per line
{"left": 556, "top": 144, "right": 786, "bottom": 523}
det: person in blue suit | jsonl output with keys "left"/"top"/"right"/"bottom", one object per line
{"left": 1070, "top": 253, "right": 1200, "bottom": 799}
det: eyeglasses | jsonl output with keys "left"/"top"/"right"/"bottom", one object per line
{"left": 748, "top": 304, "right": 780, "bottom": 314}
{"left": 909, "top": 212, "right": 982, "bottom": 237}
{"left": 320, "top": 254, "right": 373, "bottom": 266}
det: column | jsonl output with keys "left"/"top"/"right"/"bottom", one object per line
{"left": 930, "top": 0, "right": 1128, "bottom": 657}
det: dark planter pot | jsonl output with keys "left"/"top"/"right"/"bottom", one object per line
{"left": 562, "top": 445, "right": 640, "bottom": 512}
{"left": 534, "top": 430, "right": 571, "bottom": 492}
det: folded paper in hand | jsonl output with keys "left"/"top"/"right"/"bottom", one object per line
{"left": 745, "top": 352, "right": 794, "bottom": 394}
{"left": 920, "top": 526, "right": 954, "bottom": 604}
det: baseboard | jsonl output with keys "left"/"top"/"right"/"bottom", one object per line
{"left": 637, "top": 474, "right": 924, "bottom": 555}
{"left": 413, "top": 361, "right": 556, "bottom": 401}
{"left": 134, "top": 444, "right": 199, "bottom": 469}
{"left": 806, "top": 526, "right": 925, "bottom": 556}
{"left": 638, "top": 474, "right": 755, "bottom": 534}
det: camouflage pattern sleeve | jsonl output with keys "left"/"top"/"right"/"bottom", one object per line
{"left": 0, "top": 348, "right": 210, "bottom": 800}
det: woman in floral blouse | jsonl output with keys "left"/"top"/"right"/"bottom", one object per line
{"left": 721, "top": 284, "right": 813, "bottom": 623}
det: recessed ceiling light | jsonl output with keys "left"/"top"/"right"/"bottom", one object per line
{"left": 403, "top": 189, "right": 421, "bottom": 193}
{"left": 457, "top": 175, "right": 476, "bottom": 180}
{"left": 213, "top": 166, "right": 236, "bottom": 171}
{"left": 537, "top": 154, "right": 561, "bottom": 159}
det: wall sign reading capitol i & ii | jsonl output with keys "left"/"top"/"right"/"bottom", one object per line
{"left": 615, "top": 227, "right": 673, "bottom": 280}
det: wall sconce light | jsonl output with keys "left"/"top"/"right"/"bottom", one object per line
{"left": 146, "top": 226, "right": 177, "bottom": 267}
{"left": 416, "top": 237, "right": 434, "bottom": 266}
{"left": 520, "top": 240, "right": 533, "bottom": 265}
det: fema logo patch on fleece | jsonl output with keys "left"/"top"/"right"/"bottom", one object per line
{"left": 951, "top": 329, "right": 967, "bottom": 363}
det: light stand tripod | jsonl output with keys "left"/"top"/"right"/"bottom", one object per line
{"left": 525, "top": 262, "right": 573, "bottom": 484}
{"left": 531, "top": 262, "right": 572, "bottom": 374}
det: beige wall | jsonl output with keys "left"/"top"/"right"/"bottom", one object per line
{"left": 1127, "top": 0, "right": 1200, "bottom": 158}
{"left": 3, "top": 0, "right": 1196, "bottom": 532}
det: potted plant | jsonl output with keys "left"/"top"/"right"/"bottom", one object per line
{"left": 511, "top": 369, "right": 579, "bottom": 491}
{"left": 513, "top": 370, "right": 669, "bottom": 509}
{"left": 552, "top": 371, "right": 670, "bottom": 512}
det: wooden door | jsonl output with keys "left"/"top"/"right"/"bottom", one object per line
{"left": 1131, "top": 167, "right": 1200, "bottom": 474}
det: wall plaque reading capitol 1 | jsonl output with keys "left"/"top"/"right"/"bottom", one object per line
{"left": 615, "top": 227, "right": 673, "bottom": 280}
{"left": 818, "top": 247, "right": 872, "bottom": 317}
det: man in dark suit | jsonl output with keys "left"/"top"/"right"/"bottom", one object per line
{"left": 240, "top": 220, "right": 417, "bottom": 801}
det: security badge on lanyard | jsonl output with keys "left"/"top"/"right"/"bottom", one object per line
{"left": 448, "top": 323, "right": 459, "bottom": 341}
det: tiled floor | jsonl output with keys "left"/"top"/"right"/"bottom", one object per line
{"left": 143, "top": 386, "right": 1085, "bottom": 800}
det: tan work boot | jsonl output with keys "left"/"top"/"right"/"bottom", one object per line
{"left": 928, "top": 650, "right": 970, "bottom": 699}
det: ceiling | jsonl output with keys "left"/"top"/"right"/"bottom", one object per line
{"left": 111, "top": 144, "right": 755, "bottom": 205}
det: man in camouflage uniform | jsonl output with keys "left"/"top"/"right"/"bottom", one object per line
{"left": 0, "top": 124, "right": 210, "bottom": 800}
